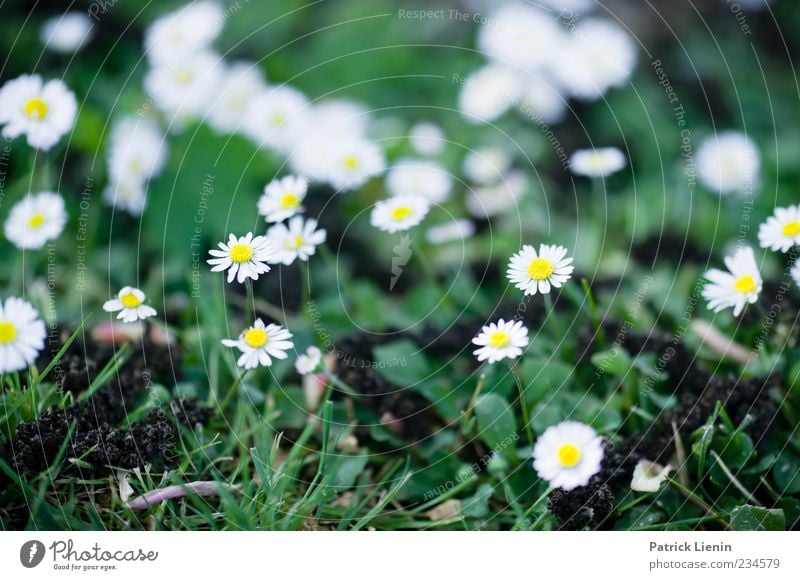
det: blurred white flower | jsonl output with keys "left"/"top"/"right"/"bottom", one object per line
{"left": 696, "top": 132, "right": 760, "bottom": 195}
{"left": 533, "top": 421, "right": 604, "bottom": 491}
{"left": 507, "top": 244, "right": 574, "bottom": 296}
{"left": 40, "top": 12, "right": 94, "bottom": 53}
{"left": 370, "top": 195, "right": 430, "bottom": 233}
{"left": 4, "top": 191, "right": 67, "bottom": 250}
{"left": 386, "top": 158, "right": 452, "bottom": 203}
{"left": 472, "top": 318, "right": 529, "bottom": 364}
{"left": 258, "top": 175, "right": 308, "bottom": 223}
{"left": 144, "top": 1, "right": 224, "bottom": 65}
{"left": 103, "top": 178, "right": 148, "bottom": 216}
{"left": 0, "top": 297, "right": 46, "bottom": 373}
{"left": 702, "top": 246, "right": 761, "bottom": 317}
{"left": 295, "top": 346, "right": 322, "bottom": 375}
{"left": 103, "top": 287, "right": 157, "bottom": 324}
{"left": 266, "top": 216, "right": 327, "bottom": 265}
{"left": 458, "top": 64, "right": 522, "bottom": 123}
{"left": 758, "top": 205, "right": 800, "bottom": 253}
{"left": 207, "top": 233, "right": 274, "bottom": 283}
{"left": 309, "top": 99, "right": 370, "bottom": 140}
{"left": 570, "top": 147, "right": 627, "bottom": 178}
{"left": 0, "top": 74, "right": 77, "bottom": 150}
{"left": 466, "top": 170, "right": 527, "bottom": 218}
{"left": 790, "top": 261, "right": 800, "bottom": 291}
{"left": 222, "top": 318, "right": 293, "bottom": 370}
{"left": 519, "top": 77, "right": 567, "bottom": 125}
{"left": 107, "top": 116, "right": 167, "bottom": 183}
{"left": 463, "top": 146, "right": 512, "bottom": 185}
{"left": 426, "top": 219, "right": 476, "bottom": 245}
{"left": 539, "top": 0, "right": 595, "bottom": 14}
{"left": 409, "top": 122, "right": 445, "bottom": 155}
{"left": 630, "top": 460, "right": 672, "bottom": 493}
{"left": 244, "top": 85, "right": 310, "bottom": 154}
{"left": 207, "top": 62, "right": 267, "bottom": 134}
{"left": 323, "top": 139, "right": 386, "bottom": 191}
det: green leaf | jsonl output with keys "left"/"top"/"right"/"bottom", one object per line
{"left": 473, "top": 394, "right": 517, "bottom": 459}
{"left": 729, "top": 505, "right": 785, "bottom": 531}
{"left": 461, "top": 483, "right": 494, "bottom": 519}
{"left": 330, "top": 454, "right": 369, "bottom": 492}
{"left": 373, "top": 339, "right": 432, "bottom": 385}
{"left": 590, "top": 348, "right": 633, "bottom": 378}
{"left": 773, "top": 453, "right": 800, "bottom": 495}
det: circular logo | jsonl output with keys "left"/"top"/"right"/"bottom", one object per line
{"left": 19, "top": 540, "right": 45, "bottom": 568}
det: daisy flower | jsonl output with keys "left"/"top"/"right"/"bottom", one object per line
{"left": 4, "top": 191, "right": 67, "bottom": 250}
{"left": 458, "top": 64, "right": 522, "bottom": 123}
{"left": 463, "top": 146, "right": 512, "bottom": 185}
{"left": 258, "top": 175, "right": 308, "bottom": 223}
{"left": 0, "top": 74, "right": 77, "bottom": 150}
{"left": 425, "top": 219, "right": 476, "bottom": 245}
{"left": 144, "top": 0, "right": 224, "bottom": 66}
{"left": 569, "top": 147, "right": 627, "bottom": 178}
{"left": 386, "top": 159, "right": 452, "bottom": 204}
{"left": 478, "top": 4, "right": 564, "bottom": 72}
{"left": 295, "top": 346, "right": 322, "bottom": 375}
{"left": 103, "top": 287, "right": 157, "bottom": 323}
{"left": 207, "top": 62, "right": 267, "bottom": 135}
{"left": 102, "top": 178, "right": 148, "bottom": 216}
{"left": 40, "top": 12, "right": 94, "bottom": 53}
{"left": 324, "top": 139, "right": 386, "bottom": 191}
{"left": 702, "top": 246, "right": 762, "bottom": 317}
{"left": 0, "top": 297, "right": 46, "bottom": 374}
{"left": 507, "top": 244, "right": 575, "bottom": 296}
{"left": 244, "top": 85, "right": 310, "bottom": 154}
{"left": 107, "top": 116, "right": 167, "bottom": 184}
{"left": 630, "top": 460, "right": 672, "bottom": 493}
{"left": 408, "top": 122, "right": 445, "bottom": 156}
{"left": 207, "top": 233, "right": 274, "bottom": 283}
{"left": 266, "top": 217, "right": 326, "bottom": 265}
{"left": 465, "top": 170, "right": 528, "bottom": 218}
{"left": 758, "top": 205, "right": 800, "bottom": 253}
{"left": 222, "top": 318, "right": 294, "bottom": 369}
{"left": 370, "top": 196, "right": 430, "bottom": 234}
{"left": 532, "top": 421, "right": 604, "bottom": 491}
{"left": 696, "top": 131, "right": 760, "bottom": 195}
{"left": 471, "top": 319, "right": 529, "bottom": 364}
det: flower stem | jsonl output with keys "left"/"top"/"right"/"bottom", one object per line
{"left": 511, "top": 364, "right": 534, "bottom": 449}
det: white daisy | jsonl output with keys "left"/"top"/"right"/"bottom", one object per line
{"left": 266, "top": 217, "right": 326, "bottom": 266}
{"left": 258, "top": 175, "right": 308, "bottom": 223}
{"left": 0, "top": 74, "right": 77, "bottom": 151}
{"left": 4, "top": 191, "right": 67, "bottom": 250}
{"left": 471, "top": 318, "right": 529, "bottom": 364}
{"left": 107, "top": 116, "right": 167, "bottom": 184}
{"left": 0, "top": 297, "right": 46, "bottom": 373}
{"left": 207, "top": 62, "right": 267, "bottom": 135}
{"left": 463, "top": 146, "right": 512, "bottom": 185}
{"left": 507, "top": 244, "right": 575, "bottom": 296}
{"left": 102, "top": 178, "right": 148, "bottom": 216}
{"left": 323, "top": 139, "right": 386, "bottom": 191}
{"left": 426, "top": 219, "right": 476, "bottom": 245}
{"left": 308, "top": 99, "right": 370, "bottom": 140}
{"left": 758, "top": 205, "right": 800, "bottom": 253}
{"left": 295, "top": 346, "right": 322, "bottom": 375}
{"left": 569, "top": 147, "right": 627, "bottom": 178}
{"left": 465, "top": 170, "right": 528, "bottom": 218}
{"left": 790, "top": 261, "right": 800, "bottom": 290}
{"left": 533, "top": 421, "right": 605, "bottom": 491}
{"left": 696, "top": 132, "right": 760, "bottom": 195}
{"left": 40, "top": 12, "right": 94, "bottom": 53}
{"left": 458, "top": 64, "right": 522, "bottom": 123}
{"left": 630, "top": 460, "right": 673, "bottom": 493}
{"left": 702, "top": 246, "right": 762, "bottom": 317}
{"left": 207, "top": 233, "right": 274, "bottom": 283}
{"left": 386, "top": 158, "right": 452, "bottom": 203}
{"left": 144, "top": 0, "right": 224, "bottom": 66}
{"left": 244, "top": 85, "right": 310, "bottom": 154}
{"left": 370, "top": 195, "right": 430, "bottom": 234}
{"left": 409, "top": 122, "right": 445, "bottom": 156}
{"left": 519, "top": 77, "right": 567, "bottom": 125}
{"left": 222, "top": 318, "right": 294, "bottom": 370}
{"left": 103, "top": 287, "right": 157, "bottom": 323}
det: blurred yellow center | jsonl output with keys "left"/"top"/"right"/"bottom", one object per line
{"left": 272, "top": 113, "right": 286, "bottom": 127}
{"left": 176, "top": 70, "right": 192, "bottom": 83}
{"left": 390, "top": 206, "right": 412, "bottom": 221}
{"left": 782, "top": 221, "right": 800, "bottom": 237}
{"left": 230, "top": 243, "right": 253, "bottom": 263}
{"left": 120, "top": 292, "right": 142, "bottom": 308}
{"left": 285, "top": 235, "right": 303, "bottom": 249}
{"left": 557, "top": 443, "right": 581, "bottom": 468}
{"left": 488, "top": 331, "right": 509, "bottom": 348}
{"left": 734, "top": 274, "right": 756, "bottom": 295}
{"left": 528, "top": 258, "right": 554, "bottom": 281}
{"left": 279, "top": 193, "right": 300, "bottom": 209}
{"left": 343, "top": 155, "right": 359, "bottom": 170}
{"left": 24, "top": 97, "right": 48, "bottom": 119}
{"left": 244, "top": 328, "right": 268, "bottom": 348}
{"left": 28, "top": 213, "right": 46, "bottom": 228}
{"left": 0, "top": 321, "right": 17, "bottom": 343}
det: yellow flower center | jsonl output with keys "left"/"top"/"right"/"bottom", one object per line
{"left": 24, "top": 97, "right": 48, "bottom": 119}
{"left": 176, "top": 70, "right": 192, "bottom": 84}
{"left": 279, "top": 193, "right": 300, "bottom": 209}
{"left": 557, "top": 443, "right": 582, "bottom": 468}
{"left": 390, "top": 206, "right": 413, "bottom": 221}
{"left": 488, "top": 331, "right": 509, "bottom": 348}
{"left": 782, "top": 220, "right": 800, "bottom": 237}
{"left": 244, "top": 328, "right": 268, "bottom": 348}
{"left": 229, "top": 243, "right": 253, "bottom": 263}
{"left": 590, "top": 153, "right": 605, "bottom": 170}
{"left": 285, "top": 235, "right": 303, "bottom": 250}
{"left": 0, "top": 321, "right": 17, "bottom": 344}
{"left": 734, "top": 274, "right": 757, "bottom": 295}
{"left": 528, "top": 257, "right": 554, "bottom": 281}
{"left": 272, "top": 113, "right": 286, "bottom": 127}
{"left": 120, "top": 292, "right": 142, "bottom": 308}
{"left": 343, "top": 155, "right": 359, "bottom": 170}
{"left": 28, "top": 213, "right": 46, "bottom": 228}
